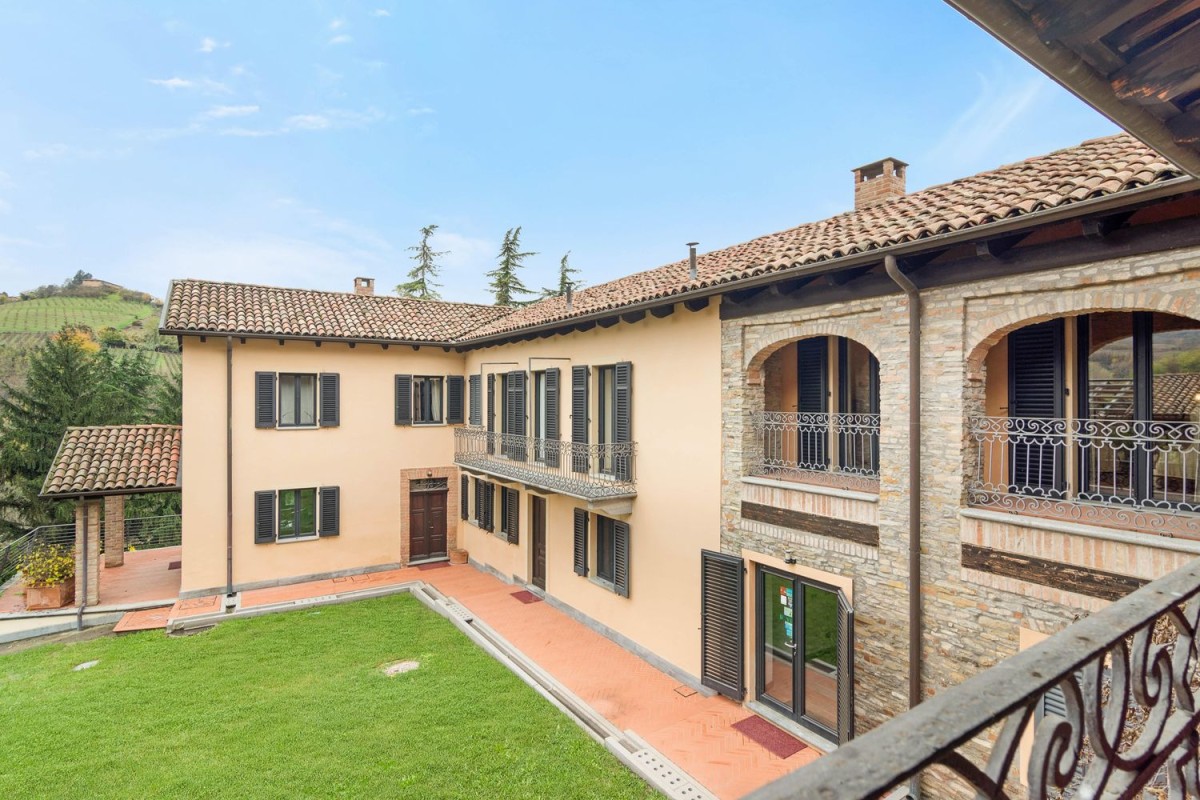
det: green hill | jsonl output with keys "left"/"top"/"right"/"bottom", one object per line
{"left": 0, "top": 293, "right": 180, "bottom": 393}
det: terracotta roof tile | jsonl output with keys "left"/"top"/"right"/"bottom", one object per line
{"left": 162, "top": 281, "right": 514, "bottom": 342}
{"left": 1153, "top": 373, "right": 1200, "bottom": 419}
{"left": 41, "top": 425, "right": 182, "bottom": 497}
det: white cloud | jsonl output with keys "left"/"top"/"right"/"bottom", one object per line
{"left": 329, "top": 18, "right": 346, "bottom": 30}
{"left": 370, "top": 9, "right": 391, "bottom": 17}
{"left": 219, "top": 107, "right": 384, "bottom": 138}
{"left": 201, "top": 104, "right": 260, "bottom": 119}
{"left": 23, "top": 143, "right": 131, "bottom": 161}
{"left": 328, "top": 34, "right": 353, "bottom": 46}
{"left": 198, "top": 37, "right": 231, "bottom": 53}
{"left": 927, "top": 69, "right": 1048, "bottom": 174}
{"left": 406, "top": 106, "right": 435, "bottom": 116}
{"left": 229, "top": 64, "right": 250, "bottom": 77}
{"left": 148, "top": 76, "right": 231, "bottom": 94}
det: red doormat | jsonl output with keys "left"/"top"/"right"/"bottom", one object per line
{"left": 510, "top": 590, "right": 542, "bottom": 604}
{"left": 731, "top": 715, "right": 808, "bottom": 759}
{"left": 168, "top": 561, "right": 182, "bottom": 570}
{"left": 417, "top": 561, "right": 450, "bottom": 571}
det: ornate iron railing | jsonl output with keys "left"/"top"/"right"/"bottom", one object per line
{"left": 454, "top": 428, "right": 636, "bottom": 500}
{"left": 747, "top": 557, "right": 1200, "bottom": 800}
{"left": 969, "top": 416, "right": 1200, "bottom": 538}
{"left": 749, "top": 412, "right": 880, "bottom": 492}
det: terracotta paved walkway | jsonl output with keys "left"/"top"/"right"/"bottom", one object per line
{"left": 0, "top": 546, "right": 181, "bottom": 613}
{"left": 162, "top": 563, "right": 820, "bottom": 799}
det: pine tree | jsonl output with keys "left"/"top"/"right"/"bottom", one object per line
{"left": 541, "top": 252, "right": 582, "bottom": 298}
{"left": 487, "top": 227, "right": 536, "bottom": 306}
{"left": 396, "top": 224, "right": 445, "bottom": 300}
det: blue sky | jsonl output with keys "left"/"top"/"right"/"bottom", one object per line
{"left": 0, "top": 1, "right": 1115, "bottom": 303}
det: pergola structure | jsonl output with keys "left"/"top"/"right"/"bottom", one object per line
{"left": 40, "top": 425, "right": 182, "bottom": 611}
{"left": 947, "top": 0, "right": 1200, "bottom": 178}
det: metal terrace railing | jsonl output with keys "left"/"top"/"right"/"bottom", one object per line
{"left": 969, "top": 416, "right": 1200, "bottom": 538}
{"left": 454, "top": 428, "right": 636, "bottom": 501}
{"left": 749, "top": 412, "right": 881, "bottom": 492}
{"left": 748, "top": 557, "right": 1200, "bottom": 800}
{"left": 121, "top": 514, "right": 182, "bottom": 551}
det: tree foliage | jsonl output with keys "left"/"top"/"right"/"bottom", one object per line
{"left": 488, "top": 227, "right": 536, "bottom": 307}
{"left": 541, "top": 252, "right": 582, "bottom": 298}
{"left": 396, "top": 224, "right": 445, "bottom": 300}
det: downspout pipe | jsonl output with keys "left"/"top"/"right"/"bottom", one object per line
{"left": 226, "top": 335, "right": 234, "bottom": 598}
{"left": 884, "top": 254, "right": 922, "bottom": 712}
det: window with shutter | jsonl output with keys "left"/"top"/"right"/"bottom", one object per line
{"left": 412, "top": 376, "right": 444, "bottom": 424}
{"left": 836, "top": 590, "right": 855, "bottom": 744}
{"left": 501, "top": 487, "right": 519, "bottom": 544}
{"left": 612, "top": 520, "right": 630, "bottom": 597}
{"left": 460, "top": 475, "right": 469, "bottom": 520}
{"left": 572, "top": 508, "right": 588, "bottom": 576}
{"left": 504, "top": 371, "right": 528, "bottom": 461}
{"left": 255, "top": 372, "right": 277, "bottom": 428}
{"left": 544, "top": 368, "right": 561, "bottom": 468}
{"left": 486, "top": 374, "right": 496, "bottom": 455}
{"left": 571, "top": 365, "right": 589, "bottom": 473}
{"left": 395, "top": 375, "right": 413, "bottom": 425}
{"left": 483, "top": 482, "right": 495, "bottom": 532}
{"left": 319, "top": 373, "right": 340, "bottom": 427}
{"left": 796, "top": 338, "right": 828, "bottom": 469}
{"left": 473, "top": 478, "right": 483, "bottom": 525}
{"left": 614, "top": 362, "right": 632, "bottom": 481}
{"left": 278, "top": 374, "right": 317, "bottom": 427}
{"left": 319, "top": 486, "right": 340, "bottom": 536}
{"left": 446, "top": 376, "right": 465, "bottom": 424}
{"left": 254, "top": 490, "right": 276, "bottom": 543}
{"left": 700, "top": 550, "right": 744, "bottom": 700}
{"left": 1008, "top": 319, "right": 1065, "bottom": 497}
{"left": 468, "top": 374, "right": 482, "bottom": 426}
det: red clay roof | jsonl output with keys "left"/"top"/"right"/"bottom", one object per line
{"left": 41, "top": 425, "right": 182, "bottom": 497}
{"left": 162, "top": 133, "right": 1190, "bottom": 343}
{"left": 162, "top": 280, "right": 514, "bottom": 342}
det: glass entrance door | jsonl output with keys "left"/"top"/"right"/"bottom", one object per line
{"left": 757, "top": 568, "right": 842, "bottom": 739}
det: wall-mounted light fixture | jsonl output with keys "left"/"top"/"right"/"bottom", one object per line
{"left": 783, "top": 552, "right": 797, "bottom": 566}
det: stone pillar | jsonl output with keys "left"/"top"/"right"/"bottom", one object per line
{"left": 104, "top": 495, "right": 125, "bottom": 567}
{"left": 74, "top": 500, "right": 101, "bottom": 606}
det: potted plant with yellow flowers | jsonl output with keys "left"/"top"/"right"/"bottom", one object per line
{"left": 20, "top": 544, "right": 76, "bottom": 609}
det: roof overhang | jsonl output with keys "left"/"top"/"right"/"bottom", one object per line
{"left": 945, "top": 0, "right": 1200, "bottom": 178}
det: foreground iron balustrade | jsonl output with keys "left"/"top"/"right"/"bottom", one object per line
{"left": 453, "top": 428, "right": 636, "bottom": 500}
{"left": 749, "top": 411, "right": 881, "bottom": 492}
{"left": 969, "top": 416, "right": 1200, "bottom": 538}
{"left": 747, "top": 557, "right": 1200, "bottom": 800}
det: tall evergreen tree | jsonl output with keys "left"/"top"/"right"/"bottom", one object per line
{"left": 487, "top": 227, "right": 536, "bottom": 306}
{"left": 541, "top": 252, "right": 583, "bottom": 298}
{"left": 396, "top": 224, "right": 445, "bottom": 300}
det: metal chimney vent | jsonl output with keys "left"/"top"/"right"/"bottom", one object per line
{"left": 687, "top": 243, "right": 699, "bottom": 281}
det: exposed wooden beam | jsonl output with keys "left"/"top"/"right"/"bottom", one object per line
{"left": 726, "top": 287, "right": 767, "bottom": 305}
{"left": 897, "top": 249, "right": 946, "bottom": 271}
{"left": 768, "top": 276, "right": 817, "bottom": 297}
{"left": 684, "top": 296, "right": 710, "bottom": 312}
{"left": 1082, "top": 211, "right": 1135, "bottom": 240}
{"left": 597, "top": 316, "right": 620, "bottom": 328}
{"left": 620, "top": 310, "right": 646, "bottom": 324}
{"left": 974, "top": 232, "right": 1029, "bottom": 259}
{"left": 650, "top": 304, "right": 675, "bottom": 318}
{"left": 824, "top": 265, "right": 873, "bottom": 287}
{"left": 574, "top": 321, "right": 596, "bottom": 332}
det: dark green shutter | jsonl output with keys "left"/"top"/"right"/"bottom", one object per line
{"left": 700, "top": 550, "right": 744, "bottom": 700}
{"left": 319, "top": 486, "right": 340, "bottom": 536}
{"left": 571, "top": 366, "right": 589, "bottom": 473}
{"left": 614, "top": 362, "right": 632, "bottom": 481}
{"left": 446, "top": 376, "right": 465, "bottom": 424}
{"left": 468, "top": 374, "right": 482, "bottom": 426}
{"left": 319, "top": 373, "right": 340, "bottom": 427}
{"left": 572, "top": 508, "right": 588, "bottom": 576}
{"left": 504, "top": 487, "right": 520, "bottom": 544}
{"left": 395, "top": 375, "right": 413, "bottom": 425}
{"left": 486, "top": 374, "right": 496, "bottom": 454}
{"left": 1008, "top": 319, "right": 1065, "bottom": 496}
{"left": 473, "top": 478, "right": 483, "bottom": 524}
{"left": 796, "top": 338, "right": 829, "bottom": 469}
{"left": 255, "top": 372, "right": 276, "bottom": 428}
{"left": 484, "top": 482, "right": 495, "bottom": 532}
{"left": 837, "top": 590, "right": 855, "bottom": 744}
{"left": 506, "top": 371, "right": 527, "bottom": 461}
{"left": 254, "top": 490, "right": 276, "bottom": 543}
{"left": 460, "top": 475, "right": 469, "bottom": 520}
{"left": 612, "top": 520, "right": 630, "bottom": 597}
{"left": 545, "top": 368, "right": 561, "bottom": 468}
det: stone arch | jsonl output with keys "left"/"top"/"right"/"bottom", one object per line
{"left": 744, "top": 319, "right": 887, "bottom": 386}
{"left": 963, "top": 287, "right": 1198, "bottom": 383}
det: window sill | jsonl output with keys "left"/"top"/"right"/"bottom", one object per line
{"left": 274, "top": 534, "right": 320, "bottom": 544}
{"left": 412, "top": 421, "right": 446, "bottom": 427}
{"left": 275, "top": 425, "right": 320, "bottom": 431}
{"left": 588, "top": 575, "right": 619, "bottom": 594}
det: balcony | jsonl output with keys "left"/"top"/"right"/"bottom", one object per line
{"left": 454, "top": 428, "right": 636, "bottom": 501}
{"left": 749, "top": 412, "right": 881, "bottom": 493}
{"left": 747, "top": 557, "right": 1200, "bottom": 799}
{"left": 969, "top": 415, "right": 1200, "bottom": 539}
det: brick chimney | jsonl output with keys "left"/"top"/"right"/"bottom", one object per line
{"left": 354, "top": 277, "right": 375, "bottom": 296}
{"left": 852, "top": 157, "right": 907, "bottom": 210}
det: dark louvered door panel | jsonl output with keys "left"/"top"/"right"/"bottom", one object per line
{"left": 1008, "top": 319, "right": 1065, "bottom": 497}
{"left": 486, "top": 374, "right": 496, "bottom": 454}
{"left": 796, "top": 338, "right": 828, "bottom": 469}
{"left": 614, "top": 362, "right": 632, "bottom": 481}
{"left": 255, "top": 372, "right": 276, "bottom": 428}
{"left": 572, "top": 508, "right": 588, "bottom": 576}
{"left": 469, "top": 374, "right": 482, "bottom": 426}
{"left": 612, "top": 520, "right": 630, "bottom": 597}
{"left": 837, "top": 590, "right": 855, "bottom": 744}
{"left": 446, "top": 376, "right": 465, "bottom": 425}
{"left": 318, "top": 486, "right": 339, "bottom": 536}
{"left": 700, "top": 550, "right": 744, "bottom": 700}
{"left": 571, "top": 366, "right": 589, "bottom": 474}
{"left": 507, "top": 371, "right": 527, "bottom": 461}
{"left": 254, "top": 490, "right": 275, "bottom": 543}
{"left": 394, "top": 375, "right": 413, "bottom": 425}
{"left": 545, "top": 368, "right": 561, "bottom": 468}
{"left": 319, "top": 373, "right": 340, "bottom": 427}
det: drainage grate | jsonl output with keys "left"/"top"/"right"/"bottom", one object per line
{"left": 438, "top": 598, "right": 475, "bottom": 624}
{"left": 630, "top": 749, "right": 710, "bottom": 800}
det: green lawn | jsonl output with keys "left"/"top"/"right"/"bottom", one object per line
{"left": 0, "top": 595, "right": 657, "bottom": 800}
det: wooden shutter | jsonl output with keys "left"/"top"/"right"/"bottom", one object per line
{"left": 486, "top": 483, "right": 496, "bottom": 532}
{"left": 395, "top": 375, "right": 413, "bottom": 426}
{"left": 545, "top": 368, "right": 561, "bottom": 468}
{"left": 837, "top": 590, "right": 856, "bottom": 744}
{"left": 446, "top": 376, "right": 465, "bottom": 424}
{"left": 571, "top": 366, "right": 590, "bottom": 473}
{"left": 572, "top": 508, "right": 588, "bottom": 576}
{"left": 460, "top": 475, "right": 469, "bottom": 520}
{"left": 319, "top": 486, "right": 340, "bottom": 536}
{"left": 614, "top": 362, "right": 632, "bottom": 481}
{"left": 506, "top": 371, "right": 528, "bottom": 461}
{"left": 486, "top": 374, "right": 496, "bottom": 454}
{"left": 468, "top": 374, "right": 482, "bottom": 426}
{"left": 1008, "top": 319, "right": 1065, "bottom": 496}
{"left": 612, "top": 520, "right": 630, "bottom": 597}
{"left": 504, "top": 487, "right": 520, "bottom": 544}
{"left": 318, "top": 373, "right": 340, "bottom": 427}
{"left": 796, "top": 338, "right": 829, "bottom": 469}
{"left": 255, "top": 372, "right": 276, "bottom": 428}
{"left": 473, "top": 478, "right": 483, "bottom": 524}
{"left": 700, "top": 550, "right": 744, "bottom": 700}
{"left": 254, "top": 490, "right": 276, "bottom": 543}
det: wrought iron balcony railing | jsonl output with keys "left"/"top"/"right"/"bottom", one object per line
{"left": 748, "top": 411, "right": 880, "bottom": 492}
{"left": 453, "top": 428, "right": 636, "bottom": 501}
{"left": 747, "top": 557, "right": 1200, "bottom": 800}
{"left": 969, "top": 415, "right": 1200, "bottom": 538}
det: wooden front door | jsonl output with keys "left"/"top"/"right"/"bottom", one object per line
{"left": 409, "top": 490, "right": 448, "bottom": 561}
{"left": 531, "top": 496, "right": 546, "bottom": 589}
